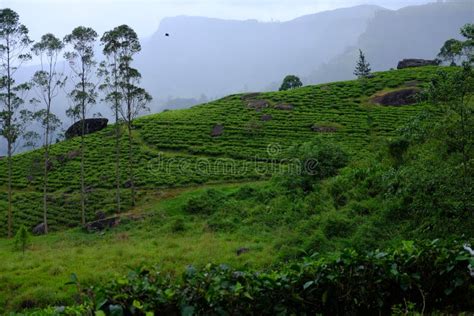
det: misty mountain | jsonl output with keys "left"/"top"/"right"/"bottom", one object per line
{"left": 307, "top": 1, "right": 474, "bottom": 83}
{"left": 136, "top": 5, "right": 383, "bottom": 98}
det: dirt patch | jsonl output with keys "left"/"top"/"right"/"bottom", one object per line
{"left": 211, "top": 124, "right": 224, "bottom": 137}
{"left": 274, "top": 103, "right": 294, "bottom": 110}
{"left": 371, "top": 88, "right": 420, "bottom": 106}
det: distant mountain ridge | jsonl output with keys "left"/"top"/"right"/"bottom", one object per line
{"left": 307, "top": 1, "right": 474, "bottom": 83}
{"left": 137, "top": 5, "right": 383, "bottom": 98}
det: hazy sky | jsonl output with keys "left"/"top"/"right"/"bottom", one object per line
{"left": 2, "top": 0, "right": 435, "bottom": 41}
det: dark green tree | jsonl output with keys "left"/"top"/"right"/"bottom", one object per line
{"left": 426, "top": 62, "right": 473, "bottom": 213}
{"left": 279, "top": 75, "right": 302, "bottom": 91}
{"left": 460, "top": 23, "right": 473, "bottom": 63}
{"left": 31, "top": 33, "right": 65, "bottom": 234}
{"left": 438, "top": 24, "right": 474, "bottom": 66}
{"left": 354, "top": 49, "right": 371, "bottom": 79}
{"left": 63, "top": 27, "right": 98, "bottom": 225}
{"left": 14, "top": 224, "right": 30, "bottom": 253}
{"left": 438, "top": 38, "right": 463, "bottom": 66}
{"left": 0, "top": 8, "right": 32, "bottom": 238}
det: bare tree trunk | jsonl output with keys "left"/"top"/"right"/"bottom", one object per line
{"left": 42, "top": 140, "right": 49, "bottom": 234}
{"left": 7, "top": 141, "right": 13, "bottom": 238}
{"left": 115, "top": 103, "right": 121, "bottom": 213}
{"left": 80, "top": 106, "right": 86, "bottom": 225}
{"left": 127, "top": 121, "right": 135, "bottom": 206}
{"left": 6, "top": 44, "right": 13, "bottom": 238}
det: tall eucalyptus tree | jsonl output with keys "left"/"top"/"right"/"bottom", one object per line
{"left": 63, "top": 27, "right": 98, "bottom": 225}
{"left": 101, "top": 25, "right": 151, "bottom": 207}
{"left": 0, "top": 8, "right": 32, "bottom": 237}
{"left": 31, "top": 33, "right": 66, "bottom": 234}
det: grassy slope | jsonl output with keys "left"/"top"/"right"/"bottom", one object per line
{"left": 0, "top": 182, "right": 278, "bottom": 311}
{"left": 0, "top": 67, "right": 444, "bottom": 235}
{"left": 0, "top": 66, "right": 457, "bottom": 312}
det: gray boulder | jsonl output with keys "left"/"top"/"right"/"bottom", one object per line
{"left": 397, "top": 59, "right": 439, "bottom": 69}
{"left": 84, "top": 216, "right": 120, "bottom": 233}
{"left": 372, "top": 88, "right": 420, "bottom": 106}
{"left": 274, "top": 103, "right": 294, "bottom": 111}
{"left": 65, "top": 118, "right": 108, "bottom": 139}
{"left": 211, "top": 124, "right": 224, "bottom": 137}
{"left": 32, "top": 223, "right": 46, "bottom": 235}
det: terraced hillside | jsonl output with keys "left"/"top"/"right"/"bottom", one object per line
{"left": 0, "top": 66, "right": 448, "bottom": 236}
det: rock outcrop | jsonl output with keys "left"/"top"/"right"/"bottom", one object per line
{"left": 261, "top": 114, "right": 272, "bottom": 121}
{"left": 274, "top": 103, "right": 294, "bottom": 111}
{"left": 32, "top": 223, "right": 46, "bottom": 235}
{"left": 311, "top": 125, "right": 338, "bottom": 132}
{"left": 372, "top": 88, "right": 420, "bottom": 106}
{"left": 84, "top": 216, "right": 120, "bottom": 232}
{"left": 397, "top": 59, "right": 439, "bottom": 69}
{"left": 247, "top": 100, "right": 269, "bottom": 111}
{"left": 211, "top": 125, "right": 224, "bottom": 137}
{"left": 65, "top": 118, "right": 108, "bottom": 140}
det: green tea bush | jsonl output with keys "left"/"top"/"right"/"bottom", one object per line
{"left": 58, "top": 240, "right": 473, "bottom": 315}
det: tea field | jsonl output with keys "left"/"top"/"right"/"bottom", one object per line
{"left": 0, "top": 66, "right": 449, "bottom": 235}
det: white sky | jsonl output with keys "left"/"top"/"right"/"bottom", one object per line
{"left": 2, "top": 0, "right": 434, "bottom": 41}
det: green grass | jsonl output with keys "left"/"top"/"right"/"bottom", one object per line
{"left": 0, "top": 182, "right": 278, "bottom": 312}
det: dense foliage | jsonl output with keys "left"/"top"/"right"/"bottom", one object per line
{"left": 26, "top": 240, "right": 474, "bottom": 315}
{"left": 279, "top": 75, "right": 303, "bottom": 91}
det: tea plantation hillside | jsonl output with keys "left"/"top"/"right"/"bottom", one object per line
{"left": 0, "top": 66, "right": 449, "bottom": 235}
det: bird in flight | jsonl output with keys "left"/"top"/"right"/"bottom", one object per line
{"left": 165, "top": 33, "right": 170, "bottom": 37}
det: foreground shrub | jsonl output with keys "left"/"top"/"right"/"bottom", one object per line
{"left": 184, "top": 189, "right": 225, "bottom": 215}
{"left": 278, "top": 140, "right": 349, "bottom": 192}
{"left": 46, "top": 240, "right": 474, "bottom": 315}
{"left": 14, "top": 225, "right": 31, "bottom": 253}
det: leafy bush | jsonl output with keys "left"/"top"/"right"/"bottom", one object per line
{"left": 184, "top": 189, "right": 226, "bottom": 215}
{"left": 14, "top": 225, "right": 31, "bottom": 253}
{"left": 47, "top": 240, "right": 473, "bottom": 315}
{"left": 170, "top": 217, "right": 186, "bottom": 233}
{"left": 278, "top": 140, "right": 349, "bottom": 192}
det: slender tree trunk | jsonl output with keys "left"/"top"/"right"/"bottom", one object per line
{"left": 127, "top": 120, "right": 135, "bottom": 206}
{"left": 7, "top": 141, "right": 13, "bottom": 238}
{"left": 42, "top": 96, "right": 51, "bottom": 234}
{"left": 42, "top": 134, "right": 49, "bottom": 234}
{"left": 80, "top": 104, "right": 86, "bottom": 225}
{"left": 115, "top": 101, "right": 121, "bottom": 213}
{"left": 6, "top": 42, "right": 13, "bottom": 238}
{"left": 459, "top": 94, "right": 468, "bottom": 213}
